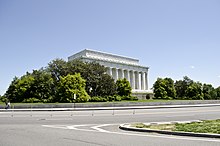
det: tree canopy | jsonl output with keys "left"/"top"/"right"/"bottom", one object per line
{"left": 57, "top": 73, "right": 90, "bottom": 103}
{"left": 116, "top": 78, "right": 132, "bottom": 97}
{"left": 3, "top": 58, "right": 220, "bottom": 103}
{"left": 153, "top": 76, "right": 220, "bottom": 100}
{"left": 4, "top": 59, "right": 117, "bottom": 103}
{"left": 5, "top": 70, "right": 54, "bottom": 103}
{"left": 153, "top": 78, "right": 176, "bottom": 99}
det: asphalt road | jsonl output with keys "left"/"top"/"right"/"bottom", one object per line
{"left": 1, "top": 105, "right": 220, "bottom": 146}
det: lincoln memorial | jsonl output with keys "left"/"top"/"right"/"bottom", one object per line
{"left": 68, "top": 49, "right": 152, "bottom": 99}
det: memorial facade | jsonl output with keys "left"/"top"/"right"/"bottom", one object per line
{"left": 68, "top": 49, "right": 151, "bottom": 98}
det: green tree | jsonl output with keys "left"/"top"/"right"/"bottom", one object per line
{"left": 164, "top": 78, "right": 176, "bottom": 99}
{"left": 4, "top": 77, "right": 19, "bottom": 102}
{"left": 202, "top": 84, "right": 217, "bottom": 100}
{"left": 47, "top": 59, "right": 68, "bottom": 99}
{"left": 153, "top": 78, "right": 168, "bottom": 99}
{"left": 116, "top": 78, "right": 132, "bottom": 97}
{"left": 47, "top": 59, "right": 116, "bottom": 97}
{"left": 95, "top": 74, "right": 116, "bottom": 97}
{"left": 5, "top": 70, "right": 54, "bottom": 103}
{"left": 0, "top": 95, "right": 2, "bottom": 102}
{"left": 85, "top": 62, "right": 116, "bottom": 97}
{"left": 215, "top": 86, "right": 220, "bottom": 99}
{"left": 66, "top": 59, "right": 87, "bottom": 76}
{"left": 47, "top": 58, "right": 68, "bottom": 82}
{"left": 153, "top": 78, "right": 176, "bottom": 99}
{"left": 6, "top": 74, "right": 35, "bottom": 102}
{"left": 66, "top": 60, "right": 116, "bottom": 97}
{"left": 175, "top": 76, "right": 193, "bottom": 99}
{"left": 0, "top": 95, "right": 7, "bottom": 103}
{"left": 186, "top": 82, "right": 203, "bottom": 100}
{"left": 30, "top": 69, "right": 54, "bottom": 102}
{"left": 57, "top": 73, "right": 90, "bottom": 103}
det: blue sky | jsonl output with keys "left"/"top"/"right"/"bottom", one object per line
{"left": 0, "top": 0, "right": 220, "bottom": 95}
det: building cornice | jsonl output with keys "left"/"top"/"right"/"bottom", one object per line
{"left": 68, "top": 48, "right": 144, "bottom": 66}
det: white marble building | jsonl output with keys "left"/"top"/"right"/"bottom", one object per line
{"left": 68, "top": 49, "right": 151, "bottom": 98}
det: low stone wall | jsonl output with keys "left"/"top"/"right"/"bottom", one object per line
{"left": 1, "top": 100, "right": 220, "bottom": 109}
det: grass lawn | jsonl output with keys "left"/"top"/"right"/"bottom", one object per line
{"left": 133, "top": 119, "right": 220, "bottom": 134}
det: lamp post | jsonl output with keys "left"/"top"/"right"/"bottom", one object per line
{"left": 112, "top": 96, "right": 115, "bottom": 115}
{"left": 89, "top": 87, "right": 92, "bottom": 95}
{"left": 73, "top": 93, "right": 76, "bottom": 110}
{"left": 89, "top": 87, "right": 93, "bottom": 116}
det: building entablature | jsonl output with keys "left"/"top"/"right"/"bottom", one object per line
{"left": 80, "top": 57, "right": 148, "bottom": 73}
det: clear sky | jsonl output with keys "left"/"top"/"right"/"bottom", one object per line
{"left": 0, "top": 0, "right": 220, "bottom": 95}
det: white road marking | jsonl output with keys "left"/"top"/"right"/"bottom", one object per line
{"left": 42, "top": 125, "right": 69, "bottom": 129}
{"left": 91, "top": 124, "right": 111, "bottom": 132}
{"left": 67, "top": 125, "right": 96, "bottom": 132}
{"left": 42, "top": 124, "right": 220, "bottom": 143}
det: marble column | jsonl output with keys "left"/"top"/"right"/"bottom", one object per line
{"left": 124, "top": 70, "right": 128, "bottom": 81}
{"left": 139, "top": 73, "right": 142, "bottom": 90}
{"left": 141, "top": 72, "right": 145, "bottom": 90}
{"left": 121, "top": 69, "right": 124, "bottom": 79}
{"left": 129, "top": 70, "right": 135, "bottom": 89}
{"left": 112, "top": 68, "right": 117, "bottom": 81}
{"left": 125, "top": 70, "right": 130, "bottom": 83}
{"left": 118, "top": 69, "right": 124, "bottom": 79}
{"left": 127, "top": 70, "right": 130, "bottom": 83}
{"left": 145, "top": 72, "right": 148, "bottom": 90}
{"left": 107, "top": 67, "right": 112, "bottom": 76}
{"left": 135, "top": 71, "right": 140, "bottom": 90}
{"left": 115, "top": 68, "right": 118, "bottom": 81}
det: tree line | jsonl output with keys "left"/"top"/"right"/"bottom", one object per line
{"left": 0, "top": 59, "right": 133, "bottom": 103}
{"left": 1, "top": 59, "right": 220, "bottom": 103}
{"left": 153, "top": 76, "right": 220, "bottom": 100}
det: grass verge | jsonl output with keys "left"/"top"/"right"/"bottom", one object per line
{"left": 133, "top": 119, "right": 220, "bottom": 134}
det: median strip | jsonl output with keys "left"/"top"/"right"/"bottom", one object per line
{"left": 119, "top": 119, "right": 220, "bottom": 138}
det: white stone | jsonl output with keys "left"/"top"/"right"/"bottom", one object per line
{"left": 68, "top": 49, "right": 149, "bottom": 93}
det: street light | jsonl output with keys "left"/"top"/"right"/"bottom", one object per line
{"left": 73, "top": 93, "right": 76, "bottom": 110}
{"left": 89, "top": 87, "right": 93, "bottom": 96}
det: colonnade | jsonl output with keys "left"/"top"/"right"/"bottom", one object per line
{"left": 107, "top": 67, "right": 148, "bottom": 90}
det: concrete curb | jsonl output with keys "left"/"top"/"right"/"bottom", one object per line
{"left": 119, "top": 123, "right": 220, "bottom": 139}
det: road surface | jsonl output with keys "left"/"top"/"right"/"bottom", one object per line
{"left": 0, "top": 105, "right": 220, "bottom": 146}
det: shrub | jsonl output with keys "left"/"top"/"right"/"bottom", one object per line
{"left": 121, "top": 96, "right": 138, "bottom": 101}
{"left": 89, "top": 96, "right": 107, "bottom": 102}
{"left": 107, "top": 96, "right": 115, "bottom": 101}
{"left": 23, "top": 98, "right": 41, "bottom": 103}
{"left": 115, "top": 95, "right": 122, "bottom": 101}
{"left": 0, "top": 95, "right": 6, "bottom": 102}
